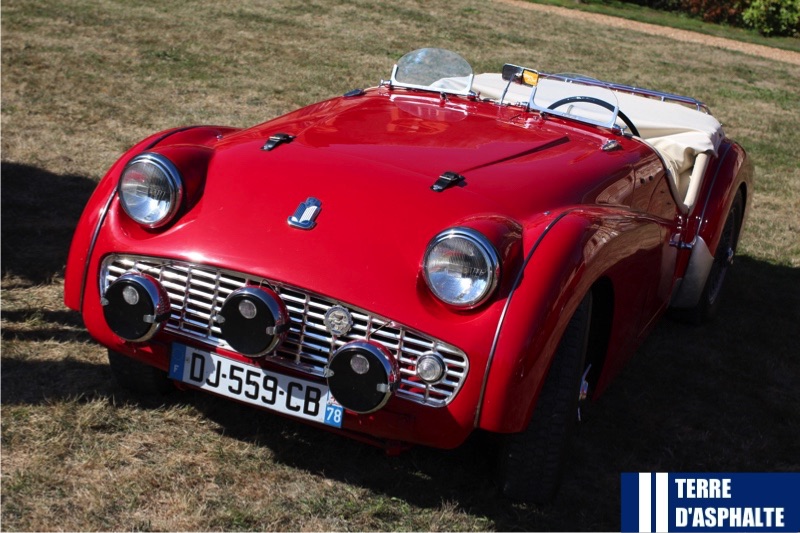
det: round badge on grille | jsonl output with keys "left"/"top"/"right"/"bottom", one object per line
{"left": 324, "top": 305, "right": 353, "bottom": 336}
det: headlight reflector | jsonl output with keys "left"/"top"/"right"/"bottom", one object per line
{"left": 118, "top": 153, "right": 183, "bottom": 228}
{"left": 423, "top": 227, "right": 500, "bottom": 308}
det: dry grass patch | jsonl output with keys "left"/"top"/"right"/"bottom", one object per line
{"left": 2, "top": 0, "right": 799, "bottom": 530}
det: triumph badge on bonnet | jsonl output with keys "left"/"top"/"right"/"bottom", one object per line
{"left": 288, "top": 197, "right": 322, "bottom": 230}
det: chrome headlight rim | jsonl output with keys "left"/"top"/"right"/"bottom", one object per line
{"left": 217, "top": 286, "right": 290, "bottom": 358}
{"left": 326, "top": 340, "right": 398, "bottom": 414}
{"left": 423, "top": 227, "right": 501, "bottom": 309}
{"left": 118, "top": 152, "right": 183, "bottom": 229}
{"left": 101, "top": 271, "right": 171, "bottom": 342}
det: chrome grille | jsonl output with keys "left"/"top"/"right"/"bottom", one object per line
{"left": 100, "top": 254, "right": 468, "bottom": 407}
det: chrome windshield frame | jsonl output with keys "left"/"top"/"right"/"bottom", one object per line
{"left": 389, "top": 64, "right": 475, "bottom": 97}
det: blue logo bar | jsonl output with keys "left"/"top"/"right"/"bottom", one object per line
{"left": 622, "top": 473, "right": 800, "bottom": 532}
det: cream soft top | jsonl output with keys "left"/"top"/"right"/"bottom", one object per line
{"left": 471, "top": 73, "right": 723, "bottom": 209}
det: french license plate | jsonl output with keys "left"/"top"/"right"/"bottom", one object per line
{"left": 169, "top": 344, "right": 343, "bottom": 428}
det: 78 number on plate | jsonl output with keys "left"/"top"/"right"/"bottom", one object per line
{"left": 325, "top": 404, "right": 343, "bottom": 428}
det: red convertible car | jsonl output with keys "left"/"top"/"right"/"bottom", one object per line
{"left": 64, "top": 48, "right": 752, "bottom": 502}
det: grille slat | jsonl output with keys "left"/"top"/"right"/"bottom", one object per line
{"left": 101, "top": 254, "right": 468, "bottom": 407}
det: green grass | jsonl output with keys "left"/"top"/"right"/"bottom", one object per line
{"left": 525, "top": 0, "right": 800, "bottom": 52}
{"left": 2, "top": 0, "right": 799, "bottom": 530}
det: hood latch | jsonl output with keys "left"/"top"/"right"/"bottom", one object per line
{"left": 262, "top": 132, "right": 295, "bottom": 151}
{"left": 431, "top": 171, "right": 466, "bottom": 192}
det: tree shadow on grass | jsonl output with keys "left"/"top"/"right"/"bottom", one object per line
{"left": 1, "top": 309, "right": 92, "bottom": 343}
{"left": 1, "top": 161, "right": 98, "bottom": 285}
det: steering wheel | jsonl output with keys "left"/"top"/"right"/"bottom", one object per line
{"left": 546, "top": 96, "right": 640, "bottom": 137}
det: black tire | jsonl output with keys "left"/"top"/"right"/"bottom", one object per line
{"left": 498, "top": 293, "right": 592, "bottom": 504}
{"left": 107, "top": 349, "right": 173, "bottom": 396}
{"left": 677, "top": 190, "right": 743, "bottom": 325}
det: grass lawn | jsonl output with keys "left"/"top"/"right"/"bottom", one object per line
{"left": 2, "top": 0, "right": 798, "bottom": 530}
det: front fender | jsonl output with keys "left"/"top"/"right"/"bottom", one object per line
{"left": 476, "top": 211, "right": 593, "bottom": 433}
{"left": 64, "top": 125, "right": 238, "bottom": 312}
{"left": 477, "top": 208, "right": 669, "bottom": 433}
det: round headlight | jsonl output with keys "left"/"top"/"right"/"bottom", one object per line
{"left": 423, "top": 227, "right": 500, "bottom": 308}
{"left": 118, "top": 153, "right": 183, "bottom": 228}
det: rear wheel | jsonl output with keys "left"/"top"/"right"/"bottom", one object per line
{"left": 498, "top": 293, "right": 592, "bottom": 504}
{"left": 107, "top": 349, "right": 173, "bottom": 396}
{"left": 679, "top": 190, "right": 744, "bottom": 324}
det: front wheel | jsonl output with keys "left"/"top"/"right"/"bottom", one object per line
{"left": 498, "top": 293, "right": 592, "bottom": 504}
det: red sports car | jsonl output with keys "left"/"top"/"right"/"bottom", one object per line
{"left": 64, "top": 48, "right": 753, "bottom": 503}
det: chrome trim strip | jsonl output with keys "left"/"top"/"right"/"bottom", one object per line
{"left": 697, "top": 141, "right": 734, "bottom": 235}
{"left": 79, "top": 190, "right": 116, "bottom": 312}
{"left": 543, "top": 70, "right": 710, "bottom": 113}
{"left": 474, "top": 209, "right": 574, "bottom": 427}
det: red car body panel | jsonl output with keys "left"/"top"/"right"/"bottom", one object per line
{"left": 65, "top": 79, "right": 752, "bottom": 450}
